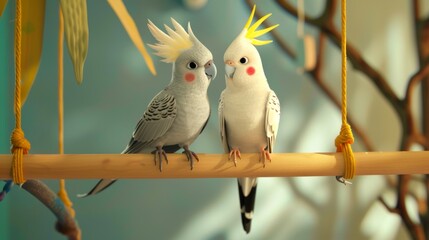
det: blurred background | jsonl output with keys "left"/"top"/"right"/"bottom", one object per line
{"left": 1, "top": 0, "right": 428, "bottom": 239}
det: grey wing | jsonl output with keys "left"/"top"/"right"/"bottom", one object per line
{"left": 78, "top": 91, "right": 177, "bottom": 197}
{"left": 123, "top": 91, "right": 177, "bottom": 153}
{"left": 218, "top": 91, "right": 230, "bottom": 153}
{"left": 265, "top": 90, "right": 280, "bottom": 153}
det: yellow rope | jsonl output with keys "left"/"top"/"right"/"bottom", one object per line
{"left": 11, "top": 0, "right": 30, "bottom": 185}
{"left": 57, "top": 7, "right": 75, "bottom": 218}
{"left": 335, "top": 0, "right": 355, "bottom": 180}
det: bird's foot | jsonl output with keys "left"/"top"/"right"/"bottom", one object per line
{"left": 259, "top": 147, "right": 271, "bottom": 168}
{"left": 228, "top": 148, "right": 241, "bottom": 166}
{"left": 183, "top": 146, "right": 199, "bottom": 170}
{"left": 153, "top": 147, "right": 168, "bottom": 172}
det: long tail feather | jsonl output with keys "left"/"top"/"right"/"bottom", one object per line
{"left": 238, "top": 178, "right": 257, "bottom": 233}
{"left": 77, "top": 179, "right": 117, "bottom": 198}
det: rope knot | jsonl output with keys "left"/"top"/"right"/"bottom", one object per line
{"left": 335, "top": 123, "right": 356, "bottom": 180}
{"left": 10, "top": 128, "right": 30, "bottom": 184}
{"left": 11, "top": 128, "right": 31, "bottom": 154}
{"left": 335, "top": 123, "right": 354, "bottom": 150}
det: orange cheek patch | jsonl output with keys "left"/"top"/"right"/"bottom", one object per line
{"left": 185, "top": 73, "right": 195, "bottom": 82}
{"left": 246, "top": 66, "right": 255, "bottom": 76}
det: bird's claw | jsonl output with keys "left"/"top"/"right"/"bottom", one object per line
{"left": 183, "top": 147, "right": 199, "bottom": 170}
{"left": 153, "top": 147, "right": 168, "bottom": 172}
{"left": 228, "top": 148, "right": 241, "bottom": 166}
{"left": 259, "top": 147, "right": 271, "bottom": 168}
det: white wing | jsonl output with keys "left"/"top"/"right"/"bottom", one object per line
{"left": 218, "top": 91, "right": 230, "bottom": 153}
{"left": 123, "top": 90, "right": 177, "bottom": 153}
{"left": 265, "top": 90, "right": 280, "bottom": 153}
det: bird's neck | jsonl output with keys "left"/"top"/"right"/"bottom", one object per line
{"left": 168, "top": 80, "right": 209, "bottom": 97}
{"left": 226, "top": 75, "right": 270, "bottom": 93}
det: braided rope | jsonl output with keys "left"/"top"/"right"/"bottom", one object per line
{"left": 335, "top": 0, "right": 356, "bottom": 181}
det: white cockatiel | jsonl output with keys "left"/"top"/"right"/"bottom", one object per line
{"left": 218, "top": 6, "right": 280, "bottom": 233}
{"left": 79, "top": 18, "right": 216, "bottom": 197}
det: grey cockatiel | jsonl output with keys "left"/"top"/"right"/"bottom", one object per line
{"left": 79, "top": 18, "right": 216, "bottom": 197}
{"left": 218, "top": 6, "right": 280, "bottom": 233}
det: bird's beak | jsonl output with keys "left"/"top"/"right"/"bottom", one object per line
{"left": 204, "top": 60, "right": 217, "bottom": 81}
{"left": 225, "top": 60, "right": 236, "bottom": 79}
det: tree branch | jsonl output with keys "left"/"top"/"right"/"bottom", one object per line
{"left": 275, "top": 0, "right": 403, "bottom": 116}
{"left": 21, "top": 180, "right": 81, "bottom": 240}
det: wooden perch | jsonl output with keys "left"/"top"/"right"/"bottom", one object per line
{"left": 0, "top": 151, "right": 428, "bottom": 179}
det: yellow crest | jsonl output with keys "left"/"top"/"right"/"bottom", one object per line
{"left": 147, "top": 18, "right": 194, "bottom": 63}
{"left": 244, "top": 5, "right": 279, "bottom": 46}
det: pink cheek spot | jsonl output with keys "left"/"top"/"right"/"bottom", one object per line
{"left": 246, "top": 66, "right": 255, "bottom": 76}
{"left": 185, "top": 73, "right": 195, "bottom": 82}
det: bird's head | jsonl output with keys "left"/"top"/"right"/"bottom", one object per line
{"left": 223, "top": 5, "right": 278, "bottom": 90}
{"left": 148, "top": 18, "right": 216, "bottom": 92}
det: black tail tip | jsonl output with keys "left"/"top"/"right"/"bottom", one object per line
{"left": 243, "top": 222, "right": 251, "bottom": 234}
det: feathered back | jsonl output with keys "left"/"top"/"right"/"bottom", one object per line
{"left": 243, "top": 5, "right": 279, "bottom": 46}
{"left": 147, "top": 18, "right": 195, "bottom": 63}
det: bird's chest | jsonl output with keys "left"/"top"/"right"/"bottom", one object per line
{"left": 177, "top": 95, "right": 209, "bottom": 128}
{"left": 223, "top": 91, "right": 268, "bottom": 151}
{"left": 163, "top": 94, "right": 209, "bottom": 145}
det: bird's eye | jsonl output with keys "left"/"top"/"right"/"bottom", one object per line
{"left": 239, "top": 57, "right": 248, "bottom": 64}
{"left": 187, "top": 61, "right": 198, "bottom": 69}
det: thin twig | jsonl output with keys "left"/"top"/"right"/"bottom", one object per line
{"left": 397, "top": 175, "right": 425, "bottom": 240}
{"left": 405, "top": 62, "right": 429, "bottom": 109}
{"left": 378, "top": 196, "right": 400, "bottom": 214}
{"left": 402, "top": 62, "right": 429, "bottom": 151}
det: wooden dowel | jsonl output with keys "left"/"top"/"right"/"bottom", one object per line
{"left": 0, "top": 151, "right": 428, "bottom": 179}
